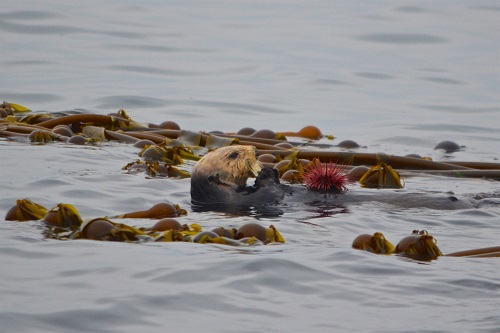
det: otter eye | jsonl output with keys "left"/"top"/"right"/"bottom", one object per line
{"left": 228, "top": 152, "right": 238, "bottom": 159}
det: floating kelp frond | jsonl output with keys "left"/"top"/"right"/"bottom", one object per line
{"left": 78, "top": 218, "right": 151, "bottom": 242}
{"left": 5, "top": 198, "right": 48, "bottom": 221}
{"left": 28, "top": 129, "right": 66, "bottom": 143}
{"left": 82, "top": 125, "right": 106, "bottom": 140}
{"left": 211, "top": 226, "right": 237, "bottom": 238}
{"left": 177, "top": 130, "right": 202, "bottom": 146}
{"left": 1, "top": 101, "right": 31, "bottom": 114}
{"left": 359, "top": 162, "right": 404, "bottom": 189}
{"left": 43, "top": 203, "right": 83, "bottom": 229}
{"left": 179, "top": 223, "right": 202, "bottom": 237}
{"left": 395, "top": 230, "right": 443, "bottom": 261}
{"left": 234, "top": 223, "right": 285, "bottom": 244}
{"left": 193, "top": 233, "right": 263, "bottom": 246}
{"left": 205, "top": 134, "right": 237, "bottom": 149}
{"left": 72, "top": 219, "right": 203, "bottom": 243}
{"left": 445, "top": 246, "right": 500, "bottom": 258}
{"left": 277, "top": 125, "right": 326, "bottom": 140}
{"left": 140, "top": 145, "right": 183, "bottom": 163}
{"left": 123, "top": 160, "right": 191, "bottom": 178}
{"left": 352, "top": 232, "right": 395, "bottom": 254}
{"left": 8, "top": 113, "right": 53, "bottom": 124}
{"left": 139, "top": 144, "right": 200, "bottom": 164}
{"left": 116, "top": 109, "right": 131, "bottom": 120}
{"left": 36, "top": 114, "right": 148, "bottom": 131}
{"left": 250, "top": 129, "right": 284, "bottom": 140}
{"left": 33, "top": 207, "right": 284, "bottom": 245}
{"left": 274, "top": 155, "right": 310, "bottom": 177}
{"left": 3, "top": 104, "right": 500, "bottom": 180}
{"left": 280, "top": 169, "right": 303, "bottom": 184}
{"left": 352, "top": 230, "right": 500, "bottom": 260}
{"left": 113, "top": 202, "right": 188, "bottom": 219}
{"left": 262, "top": 150, "right": 477, "bottom": 171}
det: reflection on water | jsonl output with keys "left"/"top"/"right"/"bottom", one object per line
{"left": 1, "top": 0, "right": 500, "bottom": 332}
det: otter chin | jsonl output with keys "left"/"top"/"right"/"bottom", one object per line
{"left": 190, "top": 146, "right": 286, "bottom": 206}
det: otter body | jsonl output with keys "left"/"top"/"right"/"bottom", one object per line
{"left": 190, "top": 146, "right": 481, "bottom": 211}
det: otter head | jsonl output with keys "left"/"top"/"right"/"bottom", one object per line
{"left": 190, "top": 146, "right": 262, "bottom": 204}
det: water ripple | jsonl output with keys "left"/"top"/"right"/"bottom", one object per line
{"left": 416, "top": 104, "right": 500, "bottom": 114}
{"left": 421, "top": 77, "right": 465, "bottom": 85}
{"left": 0, "top": 10, "right": 144, "bottom": 39}
{"left": 356, "top": 33, "right": 448, "bottom": 44}
{"left": 0, "top": 10, "right": 62, "bottom": 20}
{"left": 355, "top": 72, "right": 395, "bottom": 80}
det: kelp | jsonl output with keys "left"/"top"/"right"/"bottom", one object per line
{"left": 1, "top": 101, "right": 31, "bottom": 113}
{"left": 4, "top": 114, "right": 52, "bottom": 125}
{"left": 177, "top": 130, "right": 202, "bottom": 146}
{"left": 395, "top": 230, "right": 443, "bottom": 261}
{"left": 274, "top": 157, "right": 311, "bottom": 177}
{"left": 4, "top": 103, "right": 499, "bottom": 180}
{"left": 2, "top": 103, "right": 500, "bottom": 194}
{"left": 28, "top": 129, "right": 65, "bottom": 143}
{"left": 37, "top": 114, "right": 148, "bottom": 131}
{"left": 77, "top": 218, "right": 152, "bottom": 241}
{"left": 352, "top": 232, "right": 395, "bottom": 254}
{"left": 123, "top": 160, "right": 191, "bottom": 178}
{"left": 204, "top": 134, "right": 237, "bottom": 149}
{"left": 4, "top": 199, "right": 284, "bottom": 245}
{"left": 352, "top": 230, "right": 500, "bottom": 260}
{"left": 139, "top": 144, "right": 200, "bottom": 164}
{"left": 358, "top": 162, "right": 404, "bottom": 189}
{"left": 264, "top": 150, "right": 474, "bottom": 171}
{"left": 445, "top": 246, "right": 500, "bottom": 258}
{"left": 3, "top": 103, "right": 500, "bottom": 255}
{"left": 113, "top": 202, "right": 188, "bottom": 219}
{"left": 5, "top": 198, "right": 49, "bottom": 221}
{"left": 82, "top": 125, "right": 106, "bottom": 140}
{"left": 44, "top": 203, "right": 84, "bottom": 229}
{"left": 277, "top": 125, "right": 332, "bottom": 140}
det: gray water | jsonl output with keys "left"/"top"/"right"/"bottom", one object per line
{"left": 1, "top": 1, "right": 500, "bottom": 332}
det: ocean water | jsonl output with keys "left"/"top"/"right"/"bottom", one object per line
{"left": 1, "top": 1, "right": 499, "bottom": 332}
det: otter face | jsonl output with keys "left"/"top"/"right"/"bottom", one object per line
{"left": 190, "top": 146, "right": 290, "bottom": 207}
{"left": 191, "top": 146, "right": 263, "bottom": 204}
{"left": 215, "top": 146, "right": 261, "bottom": 187}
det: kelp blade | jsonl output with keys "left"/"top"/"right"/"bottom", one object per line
{"left": 359, "top": 162, "right": 404, "bottom": 189}
{"left": 12, "top": 199, "right": 48, "bottom": 221}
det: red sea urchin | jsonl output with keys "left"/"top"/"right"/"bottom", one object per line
{"left": 303, "top": 160, "right": 350, "bottom": 193}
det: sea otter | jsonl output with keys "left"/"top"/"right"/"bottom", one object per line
{"left": 190, "top": 146, "right": 289, "bottom": 206}
{"left": 190, "top": 146, "right": 484, "bottom": 211}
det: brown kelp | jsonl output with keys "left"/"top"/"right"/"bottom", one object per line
{"left": 2, "top": 101, "right": 500, "bottom": 182}
{"left": 4, "top": 199, "right": 284, "bottom": 246}
{"left": 2, "top": 102, "right": 500, "bottom": 254}
{"left": 352, "top": 230, "right": 500, "bottom": 261}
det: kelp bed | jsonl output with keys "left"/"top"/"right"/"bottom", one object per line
{"left": 2, "top": 101, "right": 500, "bottom": 259}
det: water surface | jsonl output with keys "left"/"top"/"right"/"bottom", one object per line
{"left": 1, "top": 1, "right": 499, "bottom": 332}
